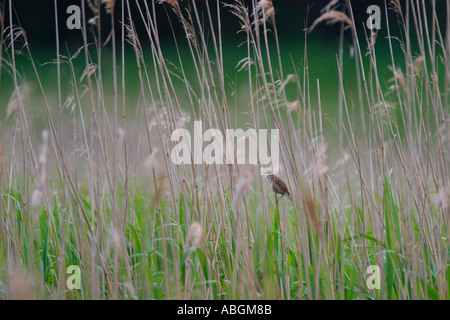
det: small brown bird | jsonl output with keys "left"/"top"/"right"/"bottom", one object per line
{"left": 265, "top": 174, "right": 293, "bottom": 203}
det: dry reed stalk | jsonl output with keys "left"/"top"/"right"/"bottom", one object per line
{"left": 0, "top": 138, "right": 4, "bottom": 190}
{"left": 0, "top": 4, "right": 3, "bottom": 27}
{"left": 309, "top": 10, "right": 353, "bottom": 33}
{"left": 255, "top": 0, "right": 275, "bottom": 25}
{"left": 31, "top": 130, "right": 48, "bottom": 209}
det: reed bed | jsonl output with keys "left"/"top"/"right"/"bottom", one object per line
{"left": 0, "top": 0, "right": 448, "bottom": 299}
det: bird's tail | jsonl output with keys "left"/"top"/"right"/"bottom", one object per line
{"left": 287, "top": 193, "right": 294, "bottom": 203}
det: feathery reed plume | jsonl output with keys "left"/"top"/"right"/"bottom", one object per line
{"left": 5, "top": 82, "right": 30, "bottom": 120}
{"left": 225, "top": 0, "right": 251, "bottom": 34}
{"left": 6, "top": 90, "right": 19, "bottom": 120}
{"left": 88, "top": 16, "right": 99, "bottom": 26}
{"left": 371, "top": 101, "right": 397, "bottom": 120}
{"left": 108, "top": 227, "right": 124, "bottom": 251}
{"left": 144, "top": 148, "right": 168, "bottom": 203}
{"left": 175, "top": 115, "right": 190, "bottom": 129}
{"left": 63, "top": 93, "right": 75, "bottom": 114}
{"left": 150, "top": 107, "right": 189, "bottom": 137}
{"left": 3, "top": 25, "right": 26, "bottom": 51}
{"left": 102, "top": 0, "right": 116, "bottom": 14}
{"left": 277, "top": 74, "right": 296, "bottom": 94}
{"left": 80, "top": 63, "right": 97, "bottom": 83}
{"left": 302, "top": 188, "right": 322, "bottom": 237}
{"left": 125, "top": 23, "right": 143, "bottom": 60}
{"left": 154, "top": 172, "right": 169, "bottom": 203}
{"left": 117, "top": 127, "right": 125, "bottom": 151}
{"left": 388, "top": 66, "right": 406, "bottom": 91}
{"left": 286, "top": 100, "right": 301, "bottom": 114}
{"left": 144, "top": 148, "right": 160, "bottom": 172}
{"left": 187, "top": 222, "right": 205, "bottom": 248}
{"left": 156, "top": 0, "right": 198, "bottom": 50}
{"left": 236, "top": 57, "right": 254, "bottom": 72}
{"left": 431, "top": 187, "right": 449, "bottom": 213}
{"left": 321, "top": 0, "right": 340, "bottom": 13}
{"left": 367, "top": 30, "right": 378, "bottom": 55}
{"left": 413, "top": 55, "right": 424, "bottom": 80}
{"left": 309, "top": 10, "right": 353, "bottom": 33}
{"left": 389, "top": 0, "right": 404, "bottom": 21}
{"left": 31, "top": 130, "right": 48, "bottom": 208}
{"left": 310, "top": 138, "right": 329, "bottom": 177}
{"left": 102, "top": 0, "right": 116, "bottom": 45}
{"left": 256, "top": 0, "right": 275, "bottom": 25}
{"left": 157, "top": 0, "right": 178, "bottom": 7}
{"left": 87, "top": 0, "right": 100, "bottom": 15}
{"left": 232, "top": 169, "right": 253, "bottom": 208}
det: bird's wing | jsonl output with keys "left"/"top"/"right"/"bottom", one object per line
{"left": 274, "top": 176, "right": 290, "bottom": 195}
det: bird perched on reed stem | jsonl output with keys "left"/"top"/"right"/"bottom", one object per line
{"left": 265, "top": 174, "right": 293, "bottom": 203}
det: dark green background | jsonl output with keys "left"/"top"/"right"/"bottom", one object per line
{"left": 0, "top": 0, "right": 446, "bottom": 136}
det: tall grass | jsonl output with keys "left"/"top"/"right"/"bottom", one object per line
{"left": 0, "top": 0, "right": 448, "bottom": 299}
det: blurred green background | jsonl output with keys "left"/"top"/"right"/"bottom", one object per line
{"left": 0, "top": 0, "right": 446, "bottom": 135}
